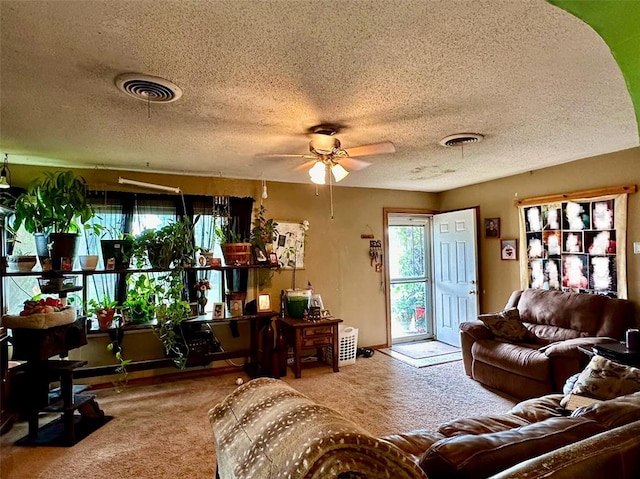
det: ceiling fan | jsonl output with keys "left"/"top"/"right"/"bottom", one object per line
{"left": 264, "top": 124, "right": 396, "bottom": 184}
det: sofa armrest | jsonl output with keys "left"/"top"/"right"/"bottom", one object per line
{"left": 541, "top": 337, "right": 618, "bottom": 358}
{"left": 460, "top": 321, "right": 494, "bottom": 376}
{"left": 209, "top": 378, "right": 428, "bottom": 479}
{"left": 460, "top": 320, "right": 494, "bottom": 341}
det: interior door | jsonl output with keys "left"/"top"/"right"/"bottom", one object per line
{"left": 433, "top": 209, "right": 479, "bottom": 346}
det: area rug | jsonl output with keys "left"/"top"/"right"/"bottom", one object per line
{"left": 390, "top": 340, "right": 460, "bottom": 359}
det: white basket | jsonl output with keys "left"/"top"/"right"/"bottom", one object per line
{"left": 324, "top": 325, "right": 358, "bottom": 367}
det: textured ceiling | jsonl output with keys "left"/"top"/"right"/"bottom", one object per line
{"left": 0, "top": 0, "right": 638, "bottom": 192}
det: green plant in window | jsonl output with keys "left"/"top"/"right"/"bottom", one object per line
{"left": 123, "top": 275, "right": 162, "bottom": 324}
{"left": 154, "top": 270, "right": 191, "bottom": 369}
{"left": 250, "top": 205, "right": 278, "bottom": 256}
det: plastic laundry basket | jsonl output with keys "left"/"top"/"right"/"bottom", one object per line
{"left": 324, "top": 325, "right": 358, "bottom": 367}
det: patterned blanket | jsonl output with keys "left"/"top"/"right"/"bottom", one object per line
{"left": 209, "top": 378, "right": 427, "bottom": 479}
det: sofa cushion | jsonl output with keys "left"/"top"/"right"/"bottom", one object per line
{"left": 572, "top": 391, "right": 640, "bottom": 429}
{"left": 478, "top": 308, "right": 536, "bottom": 342}
{"left": 419, "top": 417, "right": 606, "bottom": 479}
{"left": 472, "top": 340, "right": 549, "bottom": 381}
{"left": 560, "top": 356, "right": 640, "bottom": 407}
{"left": 508, "top": 394, "right": 565, "bottom": 423}
{"left": 438, "top": 414, "right": 530, "bottom": 437}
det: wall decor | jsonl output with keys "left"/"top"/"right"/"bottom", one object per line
{"left": 229, "top": 299, "right": 243, "bottom": 317}
{"left": 516, "top": 185, "right": 636, "bottom": 299}
{"left": 501, "top": 240, "right": 518, "bottom": 260}
{"left": 271, "top": 220, "right": 309, "bottom": 269}
{"left": 484, "top": 218, "right": 500, "bottom": 238}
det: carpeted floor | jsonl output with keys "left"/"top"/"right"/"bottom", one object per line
{"left": 0, "top": 352, "right": 515, "bottom": 479}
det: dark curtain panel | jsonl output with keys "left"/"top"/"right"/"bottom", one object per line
{"left": 226, "top": 196, "right": 254, "bottom": 293}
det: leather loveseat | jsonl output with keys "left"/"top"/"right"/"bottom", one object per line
{"left": 460, "top": 289, "right": 634, "bottom": 399}
{"left": 209, "top": 376, "right": 640, "bottom": 479}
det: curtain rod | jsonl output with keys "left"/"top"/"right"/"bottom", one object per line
{"left": 118, "top": 177, "right": 181, "bottom": 194}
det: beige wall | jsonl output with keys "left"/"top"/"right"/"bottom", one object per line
{"left": 7, "top": 147, "right": 639, "bottom": 378}
{"left": 439, "top": 146, "right": 640, "bottom": 317}
{"left": 6, "top": 166, "right": 437, "bottom": 376}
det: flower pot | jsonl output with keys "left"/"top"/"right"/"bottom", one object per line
{"left": 79, "top": 255, "right": 99, "bottom": 271}
{"left": 222, "top": 243, "right": 252, "bottom": 266}
{"left": 96, "top": 308, "right": 116, "bottom": 330}
{"left": 49, "top": 232, "right": 80, "bottom": 270}
{"left": 6, "top": 255, "right": 37, "bottom": 272}
{"left": 101, "top": 239, "right": 132, "bottom": 270}
{"left": 34, "top": 232, "right": 53, "bottom": 271}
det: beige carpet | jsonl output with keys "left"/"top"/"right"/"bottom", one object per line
{"left": 0, "top": 352, "right": 515, "bottom": 479}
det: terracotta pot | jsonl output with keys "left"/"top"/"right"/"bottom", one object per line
{"left": 222, "top": 243, "right": 252, "bottom": 266}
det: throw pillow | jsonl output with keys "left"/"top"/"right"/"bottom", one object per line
{"left": 478, "top": 308, "right": 536, "bottom": 342}
{"left": 560, "top": 355, "right": 640, "bottom": 408}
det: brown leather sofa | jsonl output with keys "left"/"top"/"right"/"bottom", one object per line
{"left": 210, "top": 378, "right": 640, "bottom": 479}
{"left": 460, "top": 289, "right": 635, "bottom": 399}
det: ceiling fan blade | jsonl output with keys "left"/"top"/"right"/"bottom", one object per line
{"left": 344, "top": 141, "right": 396, "bottom": 157}
{"left": 255, "top": 153, "right": 315, "bottom": 159}
{"left": 338, "top": 157, "right": 372, "bottom": 171}
{"left": 294, "top": 159, "right": 319, "bottom": 171}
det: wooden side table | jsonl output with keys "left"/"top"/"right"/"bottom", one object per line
{"left": 278, "top": 316, "right": 343, "bottom": 378}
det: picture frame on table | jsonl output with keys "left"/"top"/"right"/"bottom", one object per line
{"left": 229, "top": 299, "right": 243, "bottom": 317}
{"left": 212, "top": 302, "right": 225, "bottom": 319}
{"left": 268, "top": 252, "right": 279, "bottom": 266}
{"left": 257, "top": 293, "right": 271, "bottom": 312}
{"left": 501, "top": 239, "right": 518, "bottom": 260}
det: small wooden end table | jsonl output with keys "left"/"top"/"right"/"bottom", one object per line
{"left": 278, "top": 316, "right": 343, "bottom": 378}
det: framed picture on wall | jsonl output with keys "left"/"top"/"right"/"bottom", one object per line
{"left": 485, "top": 218, "right": 500, "bottom": 238}
{"left": 501, "top": 239, "right": 518, "bottom": 260}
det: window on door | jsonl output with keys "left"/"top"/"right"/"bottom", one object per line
{"left": 388, "top": 215, "right": 432, "bottom": 344}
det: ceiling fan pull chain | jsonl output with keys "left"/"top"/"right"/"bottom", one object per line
{"left": 329, "top": 171, "right": 334, "bottom": 219}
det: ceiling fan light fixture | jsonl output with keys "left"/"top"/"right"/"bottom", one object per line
{"left": 331, "top": 163, "right": 349, "bottom": 182}
{"left": 309, "top": 161, "right": 326, "bottom": 184}
{"left": 310, "top": 136, "right": 340, "bottom": 155}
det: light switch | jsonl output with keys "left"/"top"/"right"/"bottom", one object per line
{"left": 634, "top": 242, "right": 640, "bottom": 254}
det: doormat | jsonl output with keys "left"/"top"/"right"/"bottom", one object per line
{"left": 390, "top": 340, "right": 460, "bottom": 359}
{"left": 379, "top": 348, "right": 462, "bottom": 368}
{"left": 379, "top": 341, "right": 462, "bottom": 368}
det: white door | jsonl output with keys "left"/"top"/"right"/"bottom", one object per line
{"left": 433, "top": 209, "right": 479, "bottom": 346}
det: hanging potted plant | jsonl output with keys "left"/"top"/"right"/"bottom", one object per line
{"left": 132, "top": 217, "right": 198, "bottom": 269}
{"left": 11, "top": 170, "right": 99, "bottom": 270}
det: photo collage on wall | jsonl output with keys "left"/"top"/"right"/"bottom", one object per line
{"left": 524, "top": 199, "right": 618, "bottom": 296}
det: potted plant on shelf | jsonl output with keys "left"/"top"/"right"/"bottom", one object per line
{"left": 85, "top": 294, "right": 120, "bottom": 330}
{"left": 215, "top": 220, "right": 252, "bottom": 266}
{"left": 10, "top": 170, "right": 99, "bottom": 270}
{"left": 132, "top": 217, "right": 198, "bottom": 269}
{"left": 250, "top": 205, "right": 278, "bottom": 263}
{"left": 123, "top": 275, "right": 162, "bottom": 324}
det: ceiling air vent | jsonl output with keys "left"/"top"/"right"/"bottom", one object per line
{"left": 439, "top": 133, "right": 484, "bottom": 147}
{"left": 115, "top": 73, "right": 182, "bottom": 103}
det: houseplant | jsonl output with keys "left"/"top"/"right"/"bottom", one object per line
{"left": 250, "top": 205, "right": 278, "bottom": 261}
{"left": 215, "top": 220, "right": 252, "bottom": 266}
{"left": 132, "top": 217, "right": 198, "bottom": 269}
{"left": 154, "top": 270, "right": 191, "bottom": 368}
{"left": 85, "top": 294, "right": 120, "bottom": 330}
{"left": 11, "top": 170, "right": 99, "bottom": 269}
{"left": 123, "top": 275, "right": 162, "bottom": 324}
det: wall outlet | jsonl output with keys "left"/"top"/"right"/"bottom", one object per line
{"left": 634, "top": 242, "right": 640, "bottom": 254}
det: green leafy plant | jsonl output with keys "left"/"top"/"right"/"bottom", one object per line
{"left": 106, "top": 341, "right": 131, "bottom": 392}
{"left": 11, "top": 170, "right": 98, "bottom": 234}
{"left": 123, "top": 275, "right": 163, "bottom": 324}
{"left": 250, "top": 205, "right": 278, "bottom": 255}
{"left": 214, "top": 223, "right": 244, "bottom": 245}
{"left": 154, "top": 270, "right": 191, "bottom": 369}
{"left": 85, "top": 294, "right": 119, "bottom": 316}
{"left": 132, "top": 217, "right": 198, "bottom": 268}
